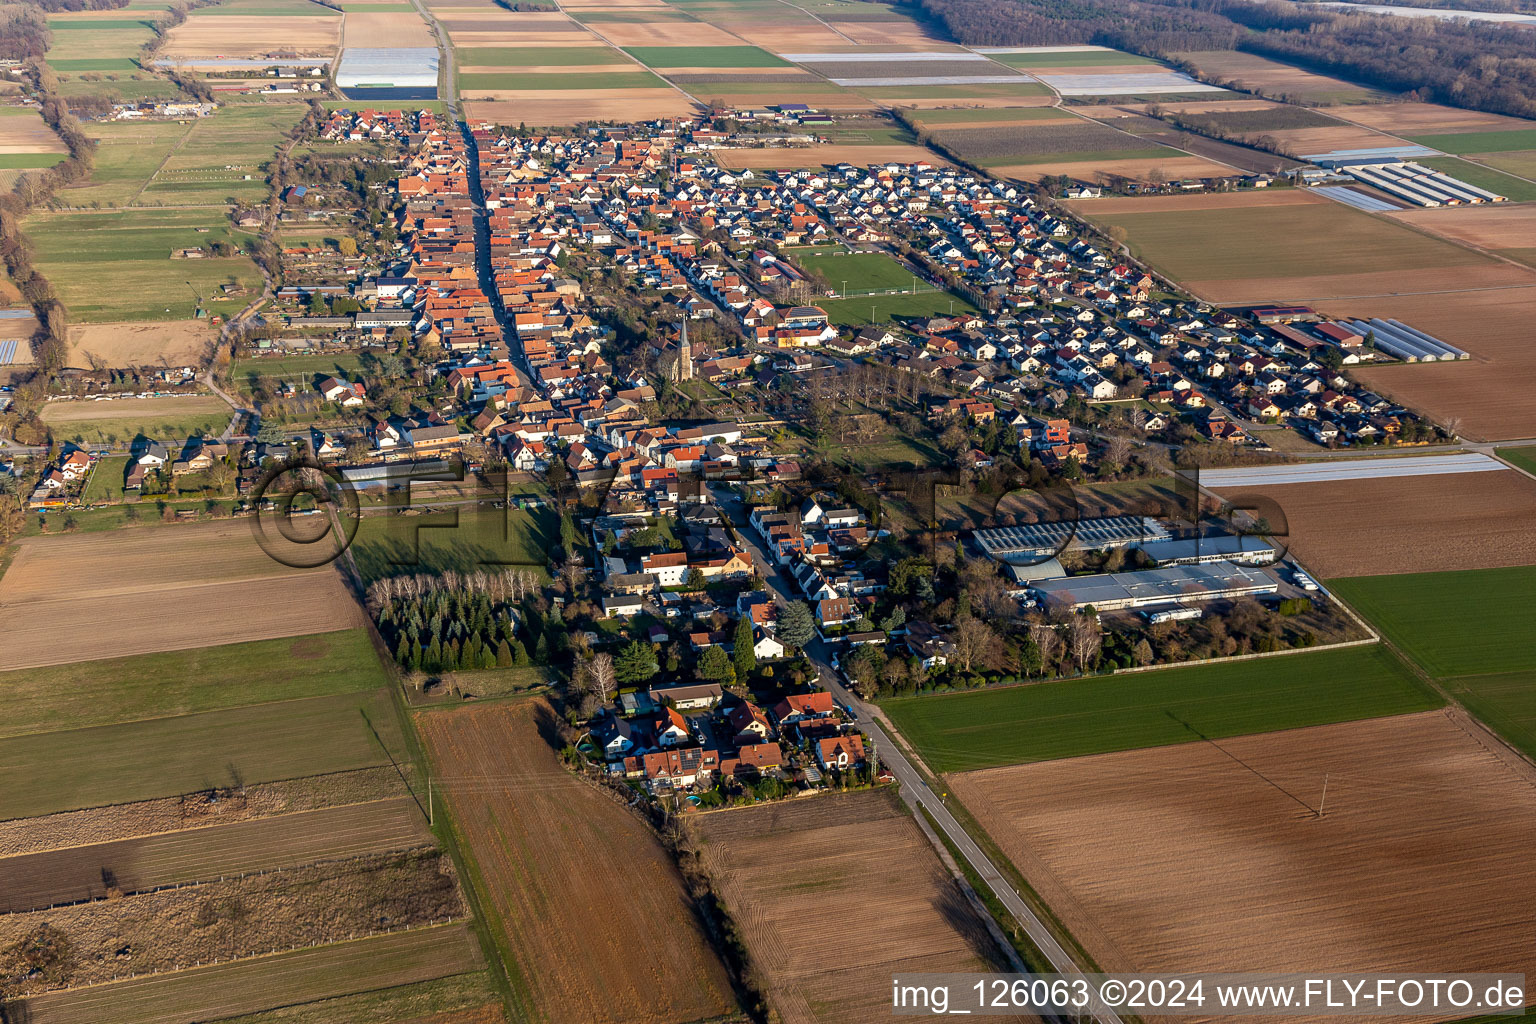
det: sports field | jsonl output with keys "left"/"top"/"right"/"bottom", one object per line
{"left": 41, "top": 394, "right": 231, "bottom": 442}
{"left": 816, "top": 289, "right": 976, "bottom": 326}
{"left": 349, "top": 502, "right": 559, "bottom": 581}
{"left": 883, "top": 644, "right": 1439, "bottom": 773}
{"left": 798, "top": 251, "right": 917, "bottom": 294}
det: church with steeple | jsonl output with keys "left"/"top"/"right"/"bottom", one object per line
{"left": 667, "top": 319, "right": 694, "bottom": 382}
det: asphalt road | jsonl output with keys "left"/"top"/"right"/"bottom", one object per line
{"left": 709, "top": 484, "right": 1121, "bottom": 1024}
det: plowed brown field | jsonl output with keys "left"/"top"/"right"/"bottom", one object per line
{"left": 715, "top": 143, "right": 940, "bottom": 168}
{"left": 0, "top": 522, "right": 361, "bottom": 670}
{"left": 416, "top": 701, "right": 737, "bottom": 1024}
{"left": 1212, "top": 469, "right": 1536, "bottom": 577}
{"left": 696, "top": 789, "right": 1033, "bottom": 1024}
{"left": 951, "top": 710, "right": 1536, "bottom": 1022}
{"left": 464, "top": 90, "right": 699, "bottom": 125}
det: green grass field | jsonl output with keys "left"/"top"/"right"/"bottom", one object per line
{"left": 623, "top": 45, "right": 787, "bottom": 68}
{"left": 883, "top": 644, "right": 1439, "bottom": 773}
{"left": 1416, "top": 156, "right": 1536, "bottom": 203}
{"left": 460, "top": 71, "right": 663, "bottom": 91}
{"left": 28, "top": 209, "right": 262, "bottom": 322}
{"left": 797, "top": 251, "right": 918, "bottom": 294}
{"left": 1331, "top": 567, "right": 1536, "bottom": 680}
{"left": 350, "top": 504, "right": 559, "bottom": 581}
{"left": 0, "top": 688, "right": 405, "bottom": 819}
{"left": 80, "top": 454, "right": 130, "bottom": 502}
{"left": 235, "top": 352, "right": 368, "bottom": 386}
{"left": 455, "top": 45, "right": 628, "bottom": 67}
{"left": 43, "top": 396, "right": 231, "bottom": 442}
{"left": 1332, "top": 566, "right": 1536, "bottom": 762}
{"left": 0, "top": 153, "right": 65, "bottom": 169}
{"left": 990, "top": 49, "right": 1158, "bottom": 68}
{"left": 0, "top": 630, "right": 387, "bottom": 740}
{"left": 1409, "top": 129, "right": 1536, "bottom": 155}
{"left": 1472, "top": 149, "right": 1536, "bottom": 183}
{"left": 816, "top": 289, "right": 975, "bottom": 326}
{"left": 1081, "top": 200, "right": 1491, "bottom": 282}
{"left": 1496, "top": 447, "right": 1536, "bottom": 475}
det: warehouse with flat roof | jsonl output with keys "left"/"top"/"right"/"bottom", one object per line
{"left": 1030, "top": 561, "right": 1278, "bottom": 612}
{"left": 973, "top": 515, "right": 1170, "bottom": 563}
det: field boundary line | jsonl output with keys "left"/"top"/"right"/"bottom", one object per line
{"left": 1112, "top": 634, "right": 1378, "bottom": 675}
{"left": 5, "top": 841, "right": 439, "bottom": 915}
{"left": 0, "top": 670, "right": 380, "bottom": 749}
{"left": 15, "top": 918, "right": 477, "bottom": 999}
{"left": 0, "top": 792, "right": 420, "bottom": 861}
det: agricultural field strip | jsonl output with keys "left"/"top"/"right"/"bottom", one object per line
{"left": 1197, "top": 452, "right": 1501, "bottom": 487}
{"left": 16, "top": 922, "right": 483, "bottom": 1024}
{"left": 0, "top": 798, "right": 431, "bottom": 912}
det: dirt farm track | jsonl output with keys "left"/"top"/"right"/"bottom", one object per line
{"left": 0, "top": 522, "right": 362, "bottom": 671}
{"left": 950, "top": 710, "right": 1536, "bottom": 1023}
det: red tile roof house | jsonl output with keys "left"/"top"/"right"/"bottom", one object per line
{"left": 726, "top": 701, "right": 773, "bottom": 745}
{"left": 721, "top": 741, "right": 782, "bottom": 778}
{"left": 816, "top": 734, "right": 866, "bottom": 772}
{"left": 771, "top": 691, "right": 836, "bottom": 730}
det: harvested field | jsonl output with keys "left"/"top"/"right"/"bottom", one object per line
{"left": 1265, "top": 123, "right": 1403, "bottom": 156}
{"left": 1387, "top": 202, "right": 1536, "bottom": 250}
{"left": 162, "top": 14, "right": 341, "bottom": 57}
{"left": 16, "top": 923, "right": 483, "bottom": 1024}
{"left": 623, "top": 43, "right": 785, "bottom": 66}
{"left": 720, "top": 23, "right": 850, "bottom": 49}
{"left": 465, "top": 90, "right": 699, "bottom": 124}
{"left": 0, "top": 523, "right": 362, "bottom": 671}
{"left": 1212, "top": 469, "right": 1536, "bottom": 578}
{"left": 0, "top": 849, "right": 464, "bottom": 995}
{"left": 1331, "top": 101, "right": 1536, "bottom": 135}
{"left": 910, "top": 105, "right": 1076, "bottom": 126}
{"left": 997, "top": 154, "right": 1234, "bottom": 181}
{"left": 0, "top": 797, "right": 431, "bottom": 912}
{"left": 197, "top": 973, "right": 504, "bottom": 1024}
{"left": 951, "top": 710, "right": 1536, "bottom": 1005}
{"left": 1332, "top": 287, "right": 1536, "bottom": 440}
{"left": 1170, "top": 49, "right": 1385, "bottom": 103}
{"left": 0, "top": 107, "right": 66, "bottom": 153}
{"left": 696, "top": 789, "right": 1030, "bottom": 1024}
{"left": 1070, "top": 189, "right": 1510, "bottom": 301}
{"left": 714, "top": 142, "right": 937, "bottom": 168}
{"left": 931, "top": 121, "right": 1163, "bottom": 166}
{"left": 343, "top": 10, "right": 433, "bottom": 46}
{"left": 827, "top": 18, "right": 946, "bottom": 45}
{"left": 1169, "top": 104, "right": 1343, "bottom": 134}
{"left": 0, "top": 767, "right": 406, "bottom": 858}
{"left": 461, "top": 70, "right": 663, "bottom": 89}
{"left": 417, "top": 701, "right": 738, "bottom": 1024}
{"left": 593, "top": 18, "right": 742, "bottom": 45}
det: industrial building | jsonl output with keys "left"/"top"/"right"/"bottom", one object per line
{"left": 1334, "top": 161, "right": 1505, "bottom": 207}
{"left": 973, "top": 515, "right": 1170, "bottom": 563}
{"left": 335, "top": 47, "right": 439, "bottom": 99}
{"left": 1140, "top": 535, "right": 1276, "bottom": 567}
{"left": 1334, "top": 318, "right": 1468, "bottom": 362}
{"left": 1029, "top": 561, "right": 1278, "bottom": 612}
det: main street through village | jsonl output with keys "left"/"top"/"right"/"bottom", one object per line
{"left": 708, "top": 482, "right": 1120, "bottom": 1024}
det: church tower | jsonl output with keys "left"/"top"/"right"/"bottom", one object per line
{"left": 675, "top": 318, "right": 693, "bottom": 381}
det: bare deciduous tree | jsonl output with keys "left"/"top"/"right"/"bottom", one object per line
{"left": 584, "top": 653, "right": 616, "bottom": 705}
